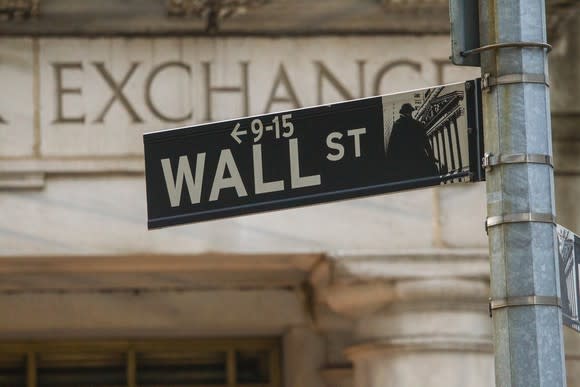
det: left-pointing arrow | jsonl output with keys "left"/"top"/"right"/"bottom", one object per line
{"left": 231, "top": 122, "right": 247, "bottom": 144}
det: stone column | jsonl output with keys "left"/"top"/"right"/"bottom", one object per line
{"left": 313, "top": 252, "right": 494, "bottom": 387}
{"left": 284, "top": 326, "right": 326, "bottom": 387}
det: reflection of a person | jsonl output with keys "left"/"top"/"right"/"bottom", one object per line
{"left": 385, "top": 103, "right": 439, "bottom": 180}
{"left": 558, "top": 232, "right": 576, "bottom": 318}
{"left": 559, "top": 251, "right": 572, "bottom": 318}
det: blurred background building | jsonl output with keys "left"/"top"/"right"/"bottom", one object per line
{"left": 0, "top": 0, "right": 579, "bottom": 386}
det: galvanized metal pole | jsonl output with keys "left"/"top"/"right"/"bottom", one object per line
{"left": 479, "top": 0, "right": 567, "bottom": 386}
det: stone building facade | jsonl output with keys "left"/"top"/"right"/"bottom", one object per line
{"left": 0, "top": 1, "right": 579, "bottom": 386}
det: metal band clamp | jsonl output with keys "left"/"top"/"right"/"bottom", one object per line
{"left": 482, "top": 73, "right": 550, "bottom": 91}
{"left": 485, "top": 212, "right": 556, "bottom": 232}
{"left": 461, "top": 41, "right": 552, "bottom": 57}
{"left": 489, "top": 296, "right": 561, "bottom": 317}
{"left": 482, "top": 152, "right": 553, "bottom": 170}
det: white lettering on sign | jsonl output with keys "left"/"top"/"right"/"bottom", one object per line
{"left": 326, "top": 132, "right": 344, "bottom": 161}
{"left": 161, "top": 154, "right": 206, "bottom": 207}
{"left": 209, "top": 149, "right": 248, "bottom": 201}
{"left": 253, "top": 144, "right": 285, "bottom": 194}
{"left": 231, "top": 123, "right": 247, "bottom": 144}
{"left": 289, "top": 138, "right": 321, "bottom": 189}
{"left": 325, "top": 128, "right": 367, "bottom": 161}
{"left": 160, "top": 137, "right": 328, "bottom": 207}
{"left": 232, "top": 114, "right": 295, "bottom": 145}
{"left": 348, "top": 128, "right": 366, "bottom": 157}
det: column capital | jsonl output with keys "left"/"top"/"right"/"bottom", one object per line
{"left": 311, "top": 252, "right": 495, "bottom": 387}
{"left": 312, "top": 250, "right": 490, "bottom": 317}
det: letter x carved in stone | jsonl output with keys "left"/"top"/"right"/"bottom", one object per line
{"left": 93, "top": 62, "right": 143, "bottom": 124}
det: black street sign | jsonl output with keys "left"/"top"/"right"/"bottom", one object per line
{"left": 449, "top": 0, "right": 481, "bottom": 67}
{"left": 144, "top": 80, "right": 484, "bottom": 229}
{"left": 558, "top": 225, "right": 580, "bottom": 333}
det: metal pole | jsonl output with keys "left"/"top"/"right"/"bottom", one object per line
{"left": 479, "top": 0, "right": 567, "bottom": 386}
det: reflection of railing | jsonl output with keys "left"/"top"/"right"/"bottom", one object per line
{"left": 415, "top": 89, "right": 466, "bottom": 181}
{"left": 559, "top": 229, "right": 578, "bottom": 319}
{"left": 0, "top": 0, "right": 38, "bottom": 19}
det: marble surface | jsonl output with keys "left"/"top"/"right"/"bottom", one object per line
{"left": 352, "top": 351, "right": 494, "bottom": 387}
{"left": 2, "top": 36, "right": 480, "bottom": 159}
{"left": 0, "top": 24, "right": 577, "bottom": 387}
{"left": 0, "top": 175, "right": 440, "bottom": 256}
{"left": 0, "top": 288, "right": 306, "bottom": 338}
{"left": 0, "top": 39, "right": 35, "bottom": 157}
{"left": 438, "top": 184, "right": 488, "bottom": 248}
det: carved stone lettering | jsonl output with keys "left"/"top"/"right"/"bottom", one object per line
{"left": 373, "top": 59, "right": 422, "bottom": 95}
{"left": 145, "top": 61, "right": 193, "bottom": 123}
{"left": 52, "top": 62, "right": 85, "bottom": 124}
{"left": 34, "top": 38, "right": 482, "bottom": 158}
{"left": 315, "top": 61, "right": 366, "bottom": 104}
{"left": 264, "top": 64, "right": 301, "bottom": 112}
{"left": 93, "top": 62, "right": 143, "bottom": 124}
{"left": 357, "top": 60, "right": 366, "bottom": 98}
{"left": 203, "top": 61, "right": 249, "bottom": 121}
{"left": 432, "top": 58, "right": 453, "bottom": 85}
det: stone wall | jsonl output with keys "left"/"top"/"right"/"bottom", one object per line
{"left": 0, "top": 11, "right": 579, "bottom": 387}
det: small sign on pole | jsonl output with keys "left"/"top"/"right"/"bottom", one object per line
{"left": 557, "top": 225, "right": 580, "bottom": 333}
{"left": 143, "top": 80, "right": 484, "bottom": 229}
{"left": 449, "top": 0, "right": 481, "bottom": 67}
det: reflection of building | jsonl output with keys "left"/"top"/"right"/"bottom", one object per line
{"left": 559, "top": 227, "right": 578, "bottom": 320}
{"left": 0, "top": 2, "right": 580, "bottom": 387}
{"left": 414, "top": 87, "right": 467, "bottom": 179}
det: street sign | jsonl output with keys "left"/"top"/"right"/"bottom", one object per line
{"left": 449, "top": 0, "right": 481, "bottom": 66}
{"left": 557, "top": 225, "right": 580, "bottom": 333}
{"left": 144, "top": 80, "right": 484, "bottom": 229}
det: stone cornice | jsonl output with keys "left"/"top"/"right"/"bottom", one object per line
{"left": 0, "top": 0, "right": 38, "bottom": 20}
{"left": 312, "top": 250, "right": 490, "bottom": 316}
{"left": 166, "top": 0, "right": 271, "bottom": 32}
{"left": 311, "top": 249, "right": 490, "bottom": 286}
{"left": 0, "top": 1, "right": 575, "bottom": 39}
{"left": 345, "top": 335, "right": 493, "bottom": 360}
{"left": 0, "top": 253, "right": 323, "bottom": 291}
{"left": 0, "top": 253, "right": 321, "bottom": 273}
{"left": 317, "top": 278, "right": 489, "bottom": 317}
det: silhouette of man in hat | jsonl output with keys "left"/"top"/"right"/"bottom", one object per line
{"left": 385, "top": 103, "right": 439, "bottom": 180}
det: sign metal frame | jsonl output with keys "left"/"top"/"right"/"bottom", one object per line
{"left": 144, "top": 80, "right": 484, "bottom": 229}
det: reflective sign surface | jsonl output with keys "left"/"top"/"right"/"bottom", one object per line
{"left": 144, "top": 80, "right": 483, "bottom": 228}
{"left": 558, "top": 225, "right": 580, "bottom": 333}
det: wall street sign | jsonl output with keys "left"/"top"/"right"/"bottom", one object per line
{"left": 144, "top": 80, "right": 484, "bottom": 228}
{"left": 558, "top": 225, "right": 580, "bottom": 333}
